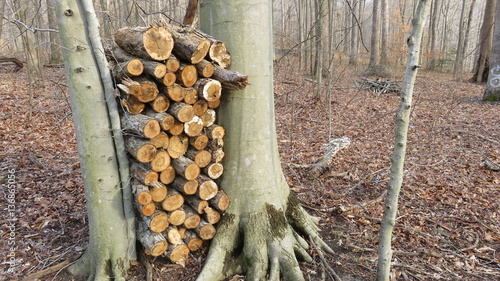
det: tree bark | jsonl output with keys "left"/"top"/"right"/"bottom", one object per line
{"left": 54, "top": 0, "right": 135, "bottom": 279}
{"left": 46, "top": 0, "right": 63, "bottom": 64}
{"left": 472, "top": 0, "right": 497, "bottom": 83}
{"left": 367, "top": 0, "right": 381, "bottom": 73}
{"left": 380, "top": 0, "right": 389, "bottom": 65}
{"left": 376, "top": 1, "right": 431, "bottom": 280}
{"left": 198, "top": 0, "right": 333, "bottom": 280}
{"left": 483, "top": 0, "right": 500, "bottom": 101}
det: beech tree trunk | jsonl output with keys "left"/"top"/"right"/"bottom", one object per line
{"left": 198, "top": 1, "right": 333, "bottom": 280}
{"left": 472, "top": 0, "right": 497, "bottom": 83}
{"left": 376, "top": 0, "right": 431, "bottom": 280}
{"left": 54, "top": 0, "right": 135, "bottom": 280}
{"left": 484, "top": 0, "right": 500, "bottom": 101}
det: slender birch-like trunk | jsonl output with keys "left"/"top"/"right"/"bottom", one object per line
{"left": 376, "top": 0, "right": 431, "bottom": 280}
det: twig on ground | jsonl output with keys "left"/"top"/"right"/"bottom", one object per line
{"left": 21, "top": 253, "right": 81, "bottom": 281}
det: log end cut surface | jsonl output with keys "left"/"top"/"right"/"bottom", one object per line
{"left": 144, "top": 27, "right": 174, "bottom": 61}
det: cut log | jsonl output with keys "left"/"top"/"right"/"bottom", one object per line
{"left": 163, "top": 226, "right": 182, "bottom": 244}
{"left": 207, "top": 98, "right": 220, "bottom": 109}
{"left": 185, "top": 149, "right": 211, "bottom": 168}
{"left": 171, "top": 177, "right": 198, "bottom": 195}
{"left": 212, "top": 65, "right": 249, "bottom": 90}
{"left": 121, "top": 113, "right": 161, "bottom": 139}
{"left": 149, "top": 182, "right": 168, "bottom": 202}
{"left": 130, "top": 161, "right": 159, "bottom": 186}
{"left": 203, "top": 162, "right": 223, "bottom": 179}
{"left": 167, "top": 134, "right": 189, "bottom": 158}
{"left": 208, "top": 41, "right": 231, "bottom": 69}
{"left": 189, "top": 134, "right": 209, "bottom": 150}
{"left": 142, "top": 60, "right": 167, "bottom": 79}
{"left": 171, "top": 156, "right": 200, "bottom": 180}
{"left": 192, "top": 100, "right": 208, "bottom": 117}
{"left": 161, "top": 188, "right": 185, "bottom": 211}
{"left": 134, "top": 76, "right": 159, "bottom": 103}
{"left": 176, "top": 63, "right": 198, "bottom": 87}
{"left": 195, "top": 60, "right": 214, "bottom": 78}
{"left": 183, "top": 230, "right": 203, "bottom": 252}
{"left": 162, "top": 71, "right": 177, "bottom": 86}
{"left": 208, "top": 138, "right": 224, "bottom": 151}
{"left": 118, "top": 78, "right": 142, "bottom": 98}
{"left": 114, "top": 26, "right": 174, "bottom": 61}
{"left": 211, "top": 149, "right": 225, "bottom": 163}
{"left": 208, "top": 191, "right": 230, "bottom": 212}
{"left": 124, "top": 136, "right": 157, "bottom": 163}
{"left": 133, "top": 182, "right": 152, "bottom": 205}
{"left": 164, "top": 242, "right": 189, "bottom": 264}
{"left": 143, "top": 210, "right": 169, "bottom": 233}
{"left": 159, "top": 166, "right": 176, "bottom": 185}
{"left": 150, "top": 132, "right": 170, "bottom": 149}
{"left": 168, "top": 119, "right": 185, "bottom": 136}
{"left": 148, "top": 94, "right": 170, "bottom": 113}
{"left": 168, "top": 208, "right": 187, "bottom": 226}
{"left": 165, "top": 55, "right": 180, "bottom": 72}
{"left": 203, "top": 206, "right": 221, "bottom": 224}
{"left": 205, "top": 124, "right": 225, "bottom": 140}
{"left": 168, "top": 102, "right": 195, "bottom": 123}
{"left": 137, "top": 222, "right": 168, "bottom": 257}
{"left": 140, "top": 202, "right": 156, "bottom": 217}
{"left": 185, "top": 195, "right": 209, "bottom": 214}
{"left": 183, "top": 87, "right": 199, "bottom": 105}
{"left": 120, "top": 96, "right": 145, "bottom": 115}
{"left": 195, "top": 220, "right": 216, "bottom": 240}
{"left": 183, "top": 205, "right": 201, "bottom": 229}
{"left": 184, "top": 116, "right": 204, "bottom": 137}
{"left": 113, "top": 59, "right": 144, "bottom": 79}
{"left": 194, "top": 78, "right": 221, "bottom": 102}
{"left": 144, "top": 111, "right": 175, "bottom": 131}
{"left": 150, "top": 150, "right": 171, "bottom": 172}
{"left": 197, "top": 175, "right": 218, "bottom": 200}
{"left": 200, "top": 109, "right": 216, "bottom": 127}
{"left": 166, "top": 84, "right": 185, "bottom": 102}
{"left": 166, "top": 26, "right": 211, "bottom": 64}
{"left": 188, "top": 29, "right": 231, "bottom": 68}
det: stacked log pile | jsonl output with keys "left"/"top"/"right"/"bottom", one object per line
{"left": 107, "top": 24, "right": 248, "bottom": 263}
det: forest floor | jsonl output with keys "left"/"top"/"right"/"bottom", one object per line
{"left": 0, "top": 61, "right": 499, "bottom": 281}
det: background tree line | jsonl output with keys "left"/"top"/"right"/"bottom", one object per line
{"left": 0, "top": 0, "right": 496, "bottom": 82}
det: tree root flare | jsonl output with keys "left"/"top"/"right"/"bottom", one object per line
{"left": 196, "top": 193, "right": 334, "bottom": 281}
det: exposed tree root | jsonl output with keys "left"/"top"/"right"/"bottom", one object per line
{"left": 196, "top": 193, "right": 333, "bottom": 281}
{"left": 68, "top": 250, "right": 128, "bottom": 281}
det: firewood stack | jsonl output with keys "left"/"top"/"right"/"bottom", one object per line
{"left": 106, "top": 24, "right": 248, "bottom": 263}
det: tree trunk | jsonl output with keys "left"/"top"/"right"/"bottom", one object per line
{"left": 54, "top": 0, "right": 135, "bottom": 279}
{"left": 376, "top": 0, "right": 431, "bottom": 280}
{"left": 428, "top": 0, "right": 440, "bottom": 69}
{"left": 453, "top": 0, "right": 468, "bottom": 77}
{"left": 483, "top": 0, "right": 500, "bottom": 101}
{"left": 381, "top": 0, "right": 389, "bottom": 65}
{"left": 462, "top": 0, "right": 477, "bottom": 74}
{"left": 46, "top": 0, "right": 63, "bottom": 64}
{"left": 198, "top": 0, "right": 333, "bottom": 280}
{"left": 349, "top": 0, "right": 360, "bottom": 65}
{"left": 14, "top": 0, "right": 42, "bottom": 79}
{"left": 472, "top": 0, "right": 497, "bottom": 83}
{"left": 0, "top": 0, "right": 6, "bottom": 42}
{"left": 366, "top": 0, "right": 383, "bottom": 74}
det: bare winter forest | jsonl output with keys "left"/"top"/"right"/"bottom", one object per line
{"left": 0, "top": 0, "right": 499, "bottom": 280}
